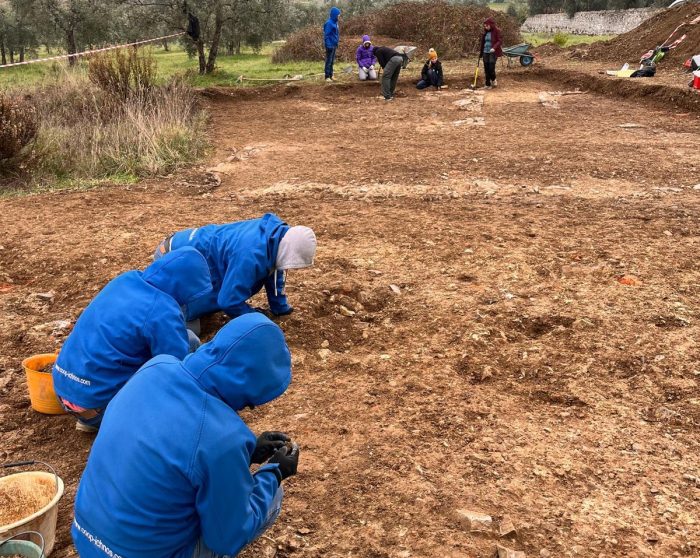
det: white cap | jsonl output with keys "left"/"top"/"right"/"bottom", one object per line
{"left": 276, "top": 226, "right": 317, "bottom": 270}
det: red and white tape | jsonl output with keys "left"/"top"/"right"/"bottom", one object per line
{"left": 0, "top": 32, "right": 186, "bottom": 69}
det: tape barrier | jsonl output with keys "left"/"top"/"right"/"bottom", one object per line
{"left": 0, "top": 32, "right": 186, "bottom": 69}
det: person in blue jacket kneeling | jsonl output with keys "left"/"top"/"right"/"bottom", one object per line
{"left": 53, "top": 247, "right": 212, "bottom": 433}
{"left": 154, "top": 213, "right": 316, "bottom": 328}
{"left": 71, "top": 313, "right": 299, "bottom": 558}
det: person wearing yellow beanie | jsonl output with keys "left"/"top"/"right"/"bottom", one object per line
{"left": 417, "top": 48, "right": 443, "bottom": 90}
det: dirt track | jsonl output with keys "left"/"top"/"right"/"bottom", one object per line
{"left": 1, "top": 69, "right": 699, "bottom": 557}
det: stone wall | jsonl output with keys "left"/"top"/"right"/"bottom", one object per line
{"left": 521, "top": 8, "right": 660, "bottom": 35}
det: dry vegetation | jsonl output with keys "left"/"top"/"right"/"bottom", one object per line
{"left": 273, "top": 0, "right": 522, "bottom": 63}
{"left": 0, "top": 50, "right": 207, "bottom": 189}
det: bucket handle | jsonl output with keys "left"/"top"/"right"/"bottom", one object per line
{"left": 0, "top": 530, "right": 46, "bottom": 558}
{"left": 1, "top": 461, "right": 60, "bottom": 503}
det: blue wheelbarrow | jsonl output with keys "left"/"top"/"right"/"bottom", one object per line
{"left": 503, "top": 43, "right": 535, "bottom": 67}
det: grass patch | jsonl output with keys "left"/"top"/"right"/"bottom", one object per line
{"left": 523, "top": 32, "right": 616, "bottom": 48}
{"left": 1, "top": 46, "right": 325, "bottom": 91}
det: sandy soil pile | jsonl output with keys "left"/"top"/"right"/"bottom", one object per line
{"left": 0, "top": 474, "right": 56, "bottom": 526}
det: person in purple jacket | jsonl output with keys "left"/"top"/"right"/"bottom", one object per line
{"left": 356, "top": 35, "right": 377, "bottom": 81}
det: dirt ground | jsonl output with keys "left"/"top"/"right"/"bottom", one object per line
{"left": 1, "top": 64, "right": 699, "bottom": 558}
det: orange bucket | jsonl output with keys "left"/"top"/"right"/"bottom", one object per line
{"left": 22, "top": 354, "right": 67, "bottom": 415}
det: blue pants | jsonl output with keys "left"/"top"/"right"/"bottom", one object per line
{"left": 324, "top": 47, "right": 336, "bottom": 79}
{"left": 59, "top": 399, "right": 104, "bottom": 430}
{"left": 417, "top": 69, "right": 440, "bottom": 89}
{"left": 190, "top": 487, "right": 284, "bottom": 557}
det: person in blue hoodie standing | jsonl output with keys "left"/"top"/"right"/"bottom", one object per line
{"left": 154, "top": 213, "right": 316, "bottom": 326}
{"left": 72, "top": 313, "right": 299, "bottom": 558}
{"left": 52, "top": 247, "right": 212, "bottom": 433}
{"left": 323, "top": 6, "right": 341, "bottom": 82}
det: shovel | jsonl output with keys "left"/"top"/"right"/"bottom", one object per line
{"left": 469, "top": 57, "right": 481, "bottom": 90}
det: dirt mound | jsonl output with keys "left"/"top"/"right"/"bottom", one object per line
{"left": 273, "top": 0, "right": 521, "bottom": 62}
{"left": 272, "top": 28, "right": 414, "bottom": 65}
{"left": 572, "top": 3, "right": 700, "bottom": 65}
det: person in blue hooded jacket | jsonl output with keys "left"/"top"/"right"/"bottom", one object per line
{"left": 52, "top": 247, "right": 212, "bottom": 432}
{"left": 72, "top": 313, "right": 299, "bottom": 558}
{"left": 153, "top": 213, "right": 316, "bottom": 325}
{"left": 323, "top": 7, "right": 341, "bottom": 82}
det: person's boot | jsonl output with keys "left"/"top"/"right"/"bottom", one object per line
{"left": 76, "top": 420, "right": 98, "bottom": 433}
{"left": 492, "top": 79, "right": 498, "bottom": 88}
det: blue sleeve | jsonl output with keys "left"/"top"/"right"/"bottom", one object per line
{"left": 264, "top": 271, "right": 291, "bottom": 315}
{"left": 145, "top": 295, "right": 190, "bottom": 359}
{"left": 356, "top": 47, "right": 362, "bottom": 66}
{"left": 193, "top": 423, "right": 281, "bottom": 555}
{"left": 323, "top": 21, "right": 331, "bottom": 43}
{"left": 216, "top": 258, "right": 265, "bottom": 318}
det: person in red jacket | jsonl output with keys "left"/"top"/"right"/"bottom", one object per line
{"left": 480, "top": 17, "right": 502, "bottom": 89}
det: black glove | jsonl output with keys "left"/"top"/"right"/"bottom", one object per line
{"left": 269, "top": 444, "right": 299, "bottom": 483}
{"left": 251, "top": 431, "right": 289, "bottom": 464}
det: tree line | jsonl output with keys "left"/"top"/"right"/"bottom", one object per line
{"left": 0, "top": 0, "right": 327, "bottom": 74}
{"left": 0, "top": 0, "right": 679, "bottom": 73}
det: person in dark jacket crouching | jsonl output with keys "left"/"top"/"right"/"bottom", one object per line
{"left": 416, "top": 48, "right": 443, "bottom": 90}
{"left": 373, "top": 45, "right": 407, "bottom": 101}
{"left": 72, "top": 313, "right": 299, "bottom": 558}
{"left": 480, "top": 17, "right": 503, "bottom": 89}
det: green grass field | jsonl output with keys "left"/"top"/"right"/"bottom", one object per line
{"left": 0, "top": 33, "right": 616, "bottom": 92}
{"left": 0, "top": 45, "right": 325, "bottom": 91}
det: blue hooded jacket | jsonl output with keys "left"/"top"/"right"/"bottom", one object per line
{"left": 324, "top": 7, "right": 341, "bottom": 49}
{"left": 52, "top": 247, "right": 212, "bottom": 409}
{"left": 72, "top": 313, "right": 292, "bottom": 558}
{"left": 169, "top": 213, "right": 290, "bottom": 320}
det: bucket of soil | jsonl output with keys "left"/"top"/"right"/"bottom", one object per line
{"left": 21, "top": 354, "right": 66, "bottom": 415}
{"left": 0, "top": 467, "right": 64, "bottom": 557}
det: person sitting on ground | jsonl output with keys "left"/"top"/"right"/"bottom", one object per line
{"left": 356, "top": 35, "right": 377, "bottom": 81}
{"left": 416, "top": 48, "right": 443, "bottom": 90}
{"left": 323, "top": 6, "right": 341, "bottom": 82}
{"left": 53, "top": 247, "right": 212, "bottom": 432}
{"left": 71, "top": 313, "right": 299, "bottom": 558}
{"left": 154, "top": 213, "right": 316, "bottom": 326}
{"left": 373, "top": 45, "right": 408, "bottom": 101}
{"left": 480, "top": 17, "right": 502, "bottom": 89}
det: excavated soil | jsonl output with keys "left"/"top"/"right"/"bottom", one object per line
{"left": 1, "top": 72, "right": 699, "bottom": 558}
{"left": 0, "top": 474, "right": 56, "bottom": 526}
{"left": 572, "top": 3, "right": 700, "bottom": 65}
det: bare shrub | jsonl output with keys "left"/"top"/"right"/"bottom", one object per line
{"left": 88, "top": 49, "right": 157, "bottom": 100}
{"left": 0, "top": 93, "right": 38, "bottom": 168}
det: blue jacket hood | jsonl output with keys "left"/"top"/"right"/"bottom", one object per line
{"left": 330, "top": 7, "right": 341, "bottom": 21}
{"left": 183, "top": 313, "right": 291, "bottom": 411}
{"left": 142, "top": 246, "right": 212, "bottom": 306}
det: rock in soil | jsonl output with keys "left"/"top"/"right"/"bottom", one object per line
{"left": 496, "top": 544, "right": 526, "bottom": 558}
{"left": 456, "top": 509, "right": 493, "bottom": 531}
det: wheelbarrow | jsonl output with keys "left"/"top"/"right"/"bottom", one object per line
{"left": 502, "top": 43, "right": 535, "bottom": 67}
